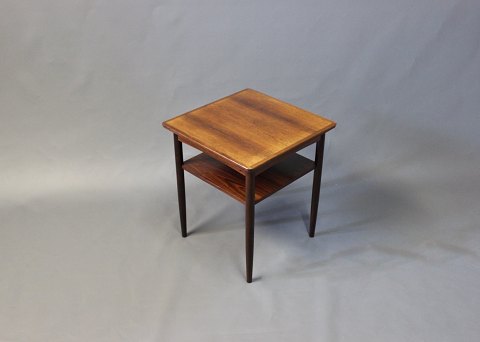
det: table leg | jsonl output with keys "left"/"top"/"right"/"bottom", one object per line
{"left": 309, "top": 134, "right": 325, "bottom": 237}
{"left": 245, "top": 172, "right": 255, "bottom": 283}
{"left": 174, "top": 134, "right": 187, "bottom": 238}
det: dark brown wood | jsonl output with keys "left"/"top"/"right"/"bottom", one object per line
{"left": 163, "top": 88, "right": 336, "bottom": 175}
{"left": 183, "top": 152, "right": 315, "bottom": 204}
{"left": 245, "top": 172, "right": 255, "bottom": 283}
{"left": 174, "top": 134, "right": 187, "bottom": 238}
{"left": 309, "top": 135, "right": 325, "bottom": 237}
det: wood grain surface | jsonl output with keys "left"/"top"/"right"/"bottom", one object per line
{"left": 163, "top": 89, "right": 335, "bottom": 175}
{"left": 182, "top": 152, "right": 315, "bottom": 204}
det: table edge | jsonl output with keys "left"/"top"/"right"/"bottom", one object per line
{"left": 163, "top": 121, "right": 249, "bottom": 174}
{"left": 249, "top": 121, "right": 336, "bottom": 174}
{"left": 163, "top": 120, "right": 335, "bottom": 175}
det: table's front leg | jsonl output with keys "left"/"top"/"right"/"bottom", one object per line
{"left": 173, "top": 134, "right": 187, "bottom": 237}
{"left": 309, "top": 134, "right": 325, "bottom": 237}
{"left": 245, "top": 172, "right": 255, "bottom": 283}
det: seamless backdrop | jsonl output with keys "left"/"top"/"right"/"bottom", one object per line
{"left": 1, "top": 1, "right": 480, "bottom": 341}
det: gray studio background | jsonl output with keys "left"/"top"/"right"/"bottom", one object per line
{"left": 1, "top": 0, "right": 480, "bottom": 341}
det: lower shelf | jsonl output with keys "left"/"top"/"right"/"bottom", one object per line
{"left": 183, "top": 153, "right": 315, "bottom": 204}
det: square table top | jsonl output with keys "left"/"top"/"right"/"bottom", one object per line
{"left": 163, "top": 88, "right": 336, "bottom": 174}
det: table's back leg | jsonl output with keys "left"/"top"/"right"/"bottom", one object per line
{"left": 245, "top": 172, "right": 255, "bottom": 283}
{"left": 309, "top": 134, "right": 325, "bottom": 237}
{"left": 174, "top": 134, "right": 187, "bottom": 237}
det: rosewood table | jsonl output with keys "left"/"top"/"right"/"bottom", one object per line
{"left": 162, "top": 88, "right": 336, "bottom": 283}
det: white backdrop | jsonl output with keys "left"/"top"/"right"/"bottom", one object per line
{"left": 1, "top": 1, "right": 480, "bottom": 341}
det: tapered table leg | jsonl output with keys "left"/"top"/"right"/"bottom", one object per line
{"left": 174, "top": 134, "right": 187, "bottom": 238}
{"left": 245, "top": 172, "right": 255, "bottom": 283}
{"left": 309, "top": 134, "right": 325, "bottom": 237}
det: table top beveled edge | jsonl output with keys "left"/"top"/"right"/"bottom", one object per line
{"left": 249, "top": 122, "right": 336, "bottom": 175}
{"left": 164, "top": 122, "right": 335, "bottom": 176}
{"left": 163, "top": 124, "right": 250, "bottom": 175}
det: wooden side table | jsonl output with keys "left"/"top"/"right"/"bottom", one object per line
{"left": 163, "top": 89, "right": 336, "bottom": 283}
